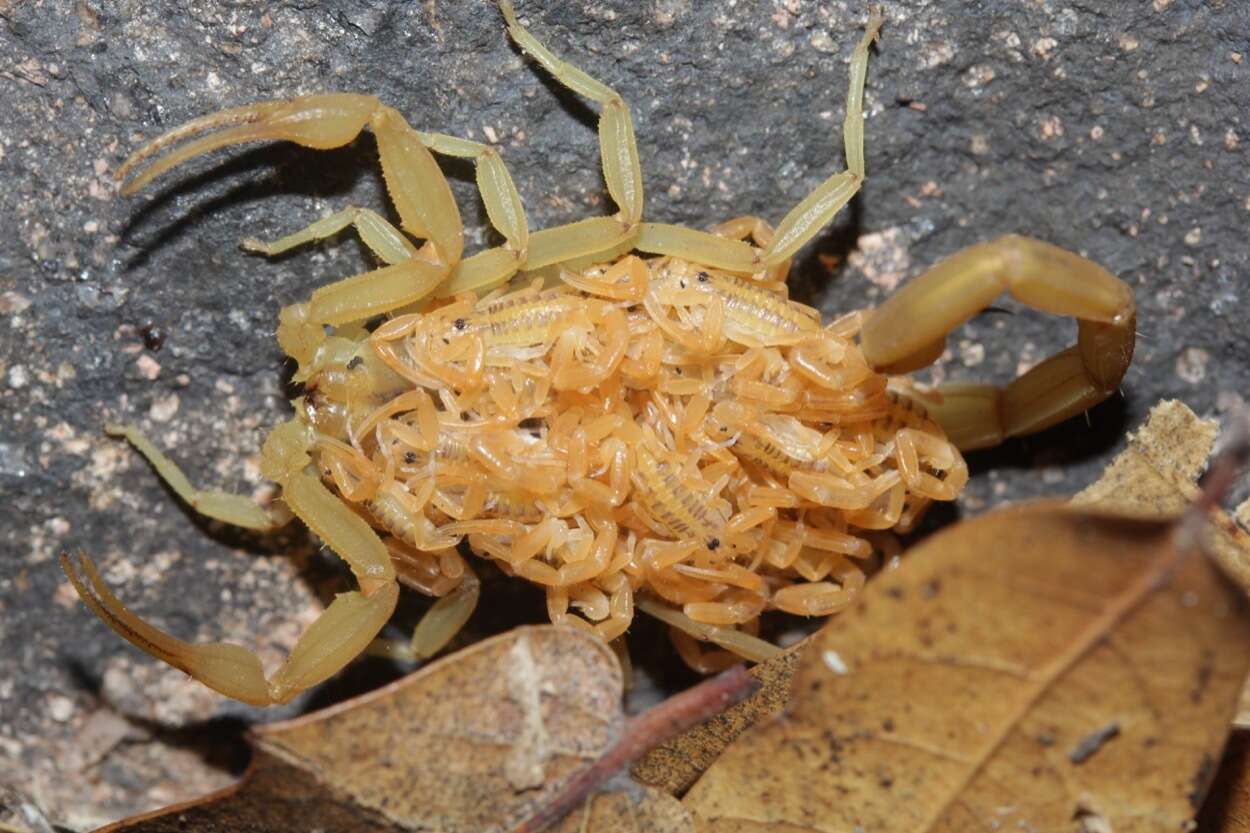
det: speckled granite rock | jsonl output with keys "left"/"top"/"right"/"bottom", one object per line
{"left": 1, "top": 1, "right": 1246, "bottom": 828}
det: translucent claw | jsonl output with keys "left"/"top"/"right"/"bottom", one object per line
{"left": 61, "top": 551, "right": 272, "bottom": 705}
{"left": 117, "top": 93, "right": 380, "bottom": 195}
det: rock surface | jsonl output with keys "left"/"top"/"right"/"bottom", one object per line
{"left": 1, "top": 0, "right": 1246, "bottom": 828}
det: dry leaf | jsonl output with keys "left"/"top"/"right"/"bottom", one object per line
{"left": 97, "top": 626, "right": 647, "bottom": 833}
{"left": 633, "top": 647, "right": 800, "bottom": 795}
{"left": 548, "top": 787, "right": 691, "bottom": 833}
{"left": 683, "top": 400, "right": 1250, "bottom": 830}
{"left": 92, "top": 624, "right": 731, "bottom": 833}
{"left": 1198, "top": 731, "right": 1250, "bottom": 831}
{"left": 1075, "top": 400, "right": 1250, "bottom": 591}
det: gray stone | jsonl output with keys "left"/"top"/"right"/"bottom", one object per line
{"left": 1, "top": 0, "right": 1246, "bottom": 827}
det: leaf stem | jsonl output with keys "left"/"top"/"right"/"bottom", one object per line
{"left": 514, "top": 664, "right": 756, "bottom": 833}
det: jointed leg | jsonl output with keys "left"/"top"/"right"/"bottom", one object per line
{"left": 242, "top": 206, "right": 417, "bottom": 264}
{"left": 758, "top": 12, "right": 883, "bottom": 267}
{"left": 634, "top": 223, "right": 757, "bottom": 273}
{"left": 418, "top": 132, "right": 528, "bottom": 255}
{"left": 416, "top": 131, "right": 534, "bottom": 298}
{"left": 713, "top": 215, "right": 776, "bottom": 249}
{"left": 264, "top": 126, "right": 538, "bottom": 315}
{"left": 498, "top": 1, "right": 645, "bottom": 270}
{"left": 634, "top": 215, "right": 784, "bottom": 282}
{"left": 500, "top": 0, "right": 642, "bottom": 227}
{"left": 276, "top": 106, "right": 465, "bottom": 359}
{"left": 841, "top": 10, "right": 881, "bottom": 181}
{"left": 560, "top": 254, "right": 649, "bottom": 302}
{"left": 62, "top": 551, "right": 398, "bottom": 705}
{"left": 860, "top": 234, "right": 1136, "bottom": 450}
{"left": 106, "top": 423, "right": 290, "bottom": 531}
{"left": 242, "top": 205, "right": 445, "bottom": 363}
{"left": 369, "top": 564, "right": 482, "bottom": 662}
{"left": 630, "top": 13, "right": 882, "bottom": 271}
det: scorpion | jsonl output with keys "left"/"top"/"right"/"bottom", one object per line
{"left": 62, "top": 1, "right": 1135, "bottom": 705}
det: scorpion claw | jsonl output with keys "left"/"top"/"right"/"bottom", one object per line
{"left": 60, "top": 551, "right": 273, "bottom": 705}
{"left": 61, "top": 549, "right": 399, "bottom": 706}
{"left": 116, "top": 93, "right": 381, "bottom": 195}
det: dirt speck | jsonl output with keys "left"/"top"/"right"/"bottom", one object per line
{"left": 848, "top": 228, "right": 911, "bottom": 292}
{"left": 1175, "top": 347, "right": 1210, "bottom": 384}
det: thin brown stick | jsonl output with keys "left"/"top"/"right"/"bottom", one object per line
{"left": 514, "top": 664, "right": 756, "bottom": 833}
{"left": 1174, "top": 408, "right": 1250, "bottom": 552}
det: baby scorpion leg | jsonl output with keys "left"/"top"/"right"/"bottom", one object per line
{"left": 499, "top": 1, "right": 643, "bottom": 266}
{"left": 860, "top": 234, "right": 1136, "bottom": 450}
{"left": 711, "top": 216, "right": 791, "bottom": 285}
{"left": 62, "top": 419, "right": 401, "bottom": 705}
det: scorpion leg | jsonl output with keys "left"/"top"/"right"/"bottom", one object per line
{"left": 242, "top": 206, "right": 417, "bottom": 264}
{"left": 498, "top": 1, "right": 643, "bottom": 266}
{"left": 369, "top": 562, "right": 482, "bottom": 662}
{"left": 245, "top": 129, "right": 534, "bottom": 315}
{"left": 860, "top": 234, "right": 1136, "bottom": 451}
{"left": 105, "top": 424, "right": 290, "bottom": 531}
{"left": 415, "top": 132, "right": 533, "bottom": 298}
{"left": 758, "top": 12, "right": 883, "bottom": 267}
{"left": 635, "top": 223, "right": 757, "bottom": 273}
{"left": 408, "top": 565, "right": 481, "bottom": 658}
{"left": 279, "top": 107, "right": 465, "bottom": 360}
{"left": 633, "top": 214, "right": 779, "bottom": 276}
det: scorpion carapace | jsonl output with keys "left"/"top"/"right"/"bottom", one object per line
{"left": 63, "top": 2, "right": 1134, "bottom": 705}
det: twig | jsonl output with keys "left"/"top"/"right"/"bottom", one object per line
{"left": 1174, "top": 408, "right": 1250, "bottom": 553}
{"left": 514, "top": 664, "right": 757, "bottom": 833}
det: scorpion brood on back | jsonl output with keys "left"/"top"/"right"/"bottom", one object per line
{"left": 63, "top": 2, "right": 1135, "bottom": 705}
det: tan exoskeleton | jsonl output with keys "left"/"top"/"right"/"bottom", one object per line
{"left": 63, "top": 1, "right": 1134, "bottom": 705}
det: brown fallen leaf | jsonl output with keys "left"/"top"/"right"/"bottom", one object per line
{"left": 1075, "top": 400, "right": 1250, "bottom": 590}
{"left": 92, "top": 625, "right": 761, "bottom": 833}
{"left": 546, "top": 786, "right": 691, "bottom": 833}
{"left": 683, "top": 400, "right": 1250, "bottom": 830}
{"left": 93, "top": 626, "right": 659, "bottom": 833}
{"left": 1197, "top": 731, "right": 1250, "bottom": 831}
{"left": 633, "top": 646, "right": 800, "bottom": 796}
